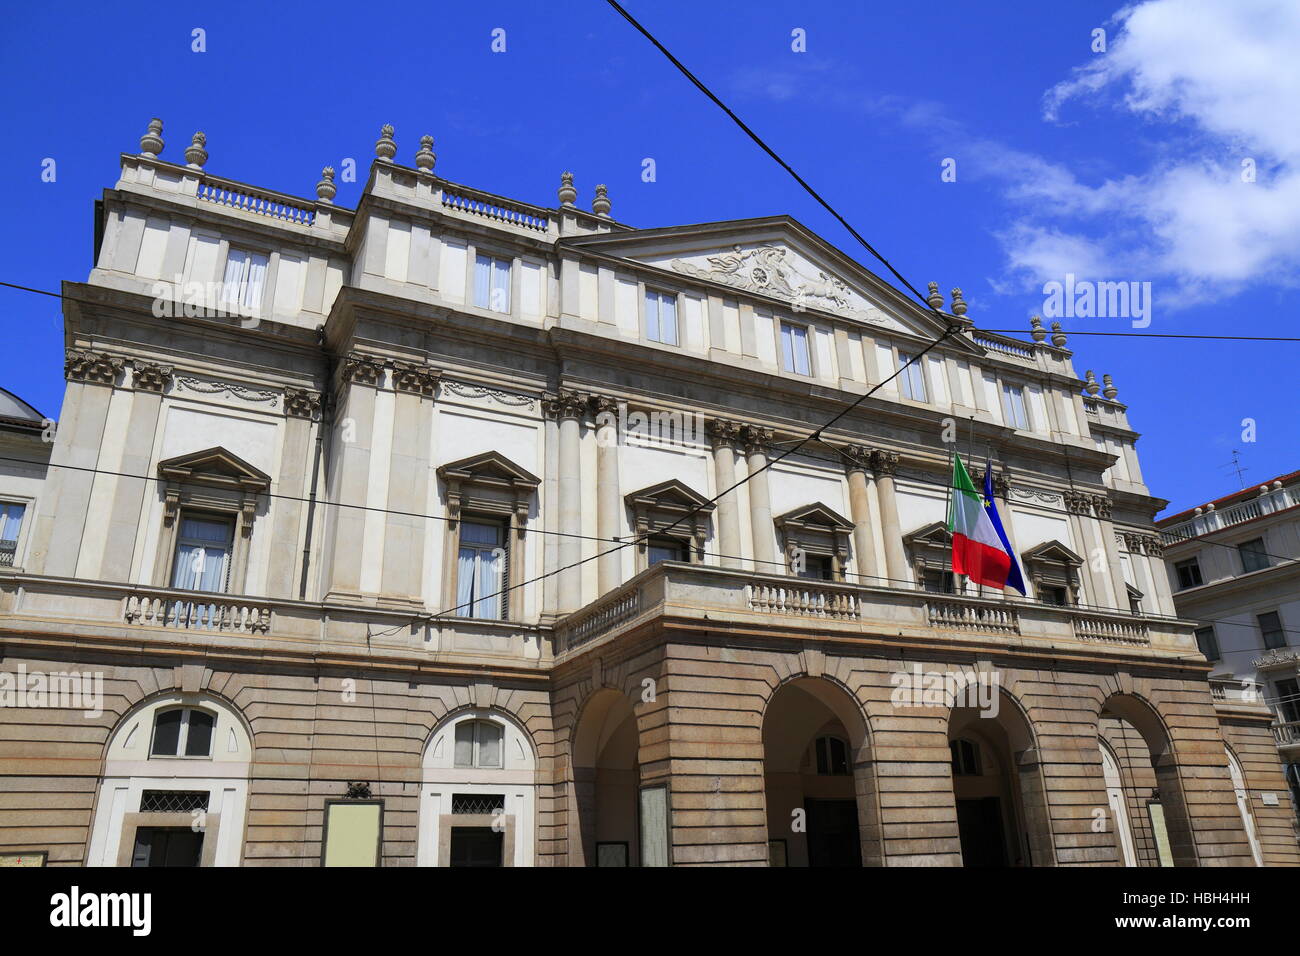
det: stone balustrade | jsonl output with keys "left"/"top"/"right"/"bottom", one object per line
{"left": 124, "top": 589, "right": 273, "bottom": 633}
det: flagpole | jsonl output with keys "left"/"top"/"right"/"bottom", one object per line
{"left": 943, "top": 442, "right": 954, "bottom": 593}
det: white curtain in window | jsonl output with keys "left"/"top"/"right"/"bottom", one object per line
{"left": 458, "top": 521, "right": 503, "bottom": 619}
{"left": 491, "top": 259, "right": 510, "bottom": 313}
{"left": 242, "top": 253, "right": 267, "bottom": 310}
{"left": 454, "top": 721, "right": 475, "bottom": 767}
{"left": 474, "top": 254, "right": 492, "bottom": 309}
{"left": 171, "top": 517, "right": 232, "bottom": 593}
{"left": 221, "top": 250, "right": 248, "bottom": 307}
{"left": 658, "top": 295, "right": 677, "bottom": 345}
{"left": 780, "top": 323, "right": 809, "bottom": 375}
{"left": 477, "top": 722, "right": 502, "bottom": 767}
{"left": 0, "top": 503, "right": 24, "bottom": 541}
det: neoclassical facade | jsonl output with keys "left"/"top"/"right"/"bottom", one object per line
{"left": 0, "top": 120, "right": 1295, "bottom": 867}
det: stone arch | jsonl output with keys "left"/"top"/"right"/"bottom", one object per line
{"left": 1097, "top": 691, "right": 1197, "bottom": 866}
{"left": 416, "top": 705, "right": 539, "bottom": 867}
{"left": 760, "top": 674, "right": 880, "bottom": 866}
{"left": 1224, "top": 744, "right": 1263, "bottom": 867}
{"left": 87, "top": 689, "right": 253, "bottom": 867}
{"left": 945, "top": 684, "right": 1055, "bottom": 866}
{"left": 569, "top": 685, "right": 649, "bottom": 866}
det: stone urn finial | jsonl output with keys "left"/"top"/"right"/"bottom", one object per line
{"left": 140, "top": 118, "right": 164, "bottom": 158}
{"left": 1050, "top": 321, "right": 1067, "bottom": 347}
{"left": 415, "top": 135, "right": 436, "bottom": 172}
{"left": 375, "top": 124, "right": 397, "bottom": 161}
{"left": 926, "top": 281, "right": 943, "bottom": 310}
{"left": 949, "top": 287, "right": 968, "bottom": 319}
{"left": 1084, "top": 369, "right": 1100, "bottom": 396}
{"left": 1029, "top": 315, "right": 1047, "bottom": 342}
{"left": 558, "top": 171, "right": 577, "bottom": 206}
{"left": 592, "top": 183, "right": 611, "bottom": 217}
{"left": 1102, "top": 374, "right": 1118, "bottom": 400}
{"left": 184, "top": 131, "right": 208, "bottom": 170}
{"left": 317, "top": 166, "right": 337, "bottom": 203}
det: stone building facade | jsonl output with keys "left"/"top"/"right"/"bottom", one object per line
{"left": 0, "top": 120, "right": 1295, "bottom": 867}
{"left": 1156, "top": 471, "right": 1300, "bottom": 836}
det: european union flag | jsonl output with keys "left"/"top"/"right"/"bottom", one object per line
{"left": 983, "top": 458, "right": 1026, "bottom": 595}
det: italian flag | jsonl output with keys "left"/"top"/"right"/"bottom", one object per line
{"left": 947, "top": 453, "right": 1013, "bottom": 589}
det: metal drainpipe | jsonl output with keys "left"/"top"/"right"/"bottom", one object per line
{"left": 298, "top": 328, "right": 335, "bottom": 600}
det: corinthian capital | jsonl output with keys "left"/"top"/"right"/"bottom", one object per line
{"left": 707, "top": 418, "right": 741, "bottom": 448}
{"left": 1091, "top": 494, "right": 1113, "bottom": 520}
{"left": 841, "top": 444, "right": 873, "bottom": 472}
{"left": 739, "top": 425, "right": 774, "bottom": 455}
{"left": 392, "top": 361, "right": 440, "bottom": 396}
{"left": 340, "top": 352, "right": 385, "bottom": 386}
{"left": 589, "top": 394, "right": 620, "bottom": 418}
{"left": 870, "top": 449, "right": 899, "bottom": 476}
{"left": 65, "top": 349, "right": 124, "bottom": 385}
{"left": 132, "top": 361, "right": 174, "bottom": 392}
{"left": 542, "top": 389, "right": 589, "bottom": 420}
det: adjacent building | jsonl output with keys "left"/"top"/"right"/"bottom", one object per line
{"left": 0, "top": 119, "right": 1295, "bottom": 867}
{"left": 1156, "top": 471, "right": 1300, "bottom": 830}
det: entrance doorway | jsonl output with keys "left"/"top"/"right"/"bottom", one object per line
{"left": 449, "top": 827, "right": 504, "bottom": 867}
{"left": 131, "top": 827, "right": 204, "bottom": 867}
{"left": 955, "top": 797, "right": 1008, "bottom": 867}
{"left": 805, "top": 798, "right": 861, "bottom": 866}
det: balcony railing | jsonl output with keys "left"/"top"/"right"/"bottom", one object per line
{"left": 556, "top": 586, "right": 643, "bottom": 652}
{"left": 747, "top": 581, "right": 861, "bottom": 619}
{"left": 196, "top": 173, "right": 317, "bottom": 226}
{"left": 1273, "top": 720, "right": 1300, "bottom": 746}
{"left": 124, "top": 590, "right": 272, "bottom": 633}
{"left": 0, "top": 539, "right": 15, "bottom": 567}
{"left": 1071, "top": 613, "right": 1149, "bottom": 645}
{"left": 926, "top": 597, "right": 1019, "bottom": 633}
{"left": 1161, "top": 485, "right": 1296, "bottom": 545}
{"left": 440, "top": 182, "right": 549, "bottom": 232}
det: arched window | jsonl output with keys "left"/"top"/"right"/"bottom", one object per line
{"left": 950, "top": 738, "right": 981, "bottom": 776}
{"left": 454, "top": 719, "right": 504, "bottom": 769}
{"left": 149, "top": 707, "right": 216, "bottom": 757}
{"left": 814, "top": 735, "right": 850, "bottom": 775}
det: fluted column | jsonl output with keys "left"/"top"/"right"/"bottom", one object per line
{"left": 593, "top": 396, "right": 622, "bottom": 593}
{"left": 708, "top": 420, "right": 744, "bottom": 568}
{"left": 742, "top": 426, "right": 776, "bottom": 571}
{"left": 546, "top": 390, "right": 588, "bottom": 613}
{"left": 843, "top": 444, "right": 879, "bottom": 586}
{"left": 872, "top": 450, "right": 909, "bottom": 587}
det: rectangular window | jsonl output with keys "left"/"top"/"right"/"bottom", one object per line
{"left": 1174, "top": 558, "right": 1203, "bottom": 590}
{"left": 0, "top": 502, "right": 25, "bottom": 567}
{"left": 779, "top": 321, "right": 811, "bottom": 376}
{"left": 1040, "top": 584, "right": 1068, "bottom": 606}
{"left": 647, "top": 536, "right": 687, "bottom": 566}
{"left": 1002, "top": 384, "right": 1029, "bottom": 429}
{"left": 1194, "top": 626, "right": 1220, "bottom": 662}
{"left": 221, "top": 248, "right": 268, "bottom": 313}
{"left": 456, "top": 519, "right": 507, "bottom": 620}
{"left": 897, "top": 351, "right": 927, "bottom": 402}
{"left": 1277, "top": 678, "right": 1300, "bottom": 724}
{"left": 1238, "top": 537, "right": 1269, "bottom": 574}
{"left": 1259, "top": 611, "right": 1285, "bottom": 650}
{"left": 923, "top": 568, "right": 954, "bottom": 594}
{"left": 321, "top": 801, "right": 383, "bottom": 868}
{"left": 645, "top": 290, "right": 679, "bottom": 346}
{"left": 474, "top": 254, "right": 511, "bottom": 313}
{"left": 131, "top": 827, "right": 204, "bottom": 868}
{"left": 797, "top": 554, "right": 833, "bottom": 581}
{"left": 638, "top": 785, "right": 670, "bottom": 867}
{"left": 170, "top": 515, "right": 234, "bottom": 593}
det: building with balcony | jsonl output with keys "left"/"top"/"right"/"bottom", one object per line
{"left": 0, "top": 119, "right": 1295, "bottom": 868}
{"left": 1156, "top": 471, "right": 1300, "bottom": 830}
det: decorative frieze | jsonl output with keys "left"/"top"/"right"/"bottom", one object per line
{"left": 392, "top": 361, "right": 440, "bottom": 397}
{"left": 441, "top": 380, "right": 536, "bottom": 409}
{"left": 65, "top": 349, "right": 124, "bottom": 385}
{"left": 1091, "top": 495, "right": 1113, "bottom": 519}
{"left": 132, "top": 362, "right": 174, "bottom": 392}
{"left": 1142, "top": 535, "right": 1164, "bottom": 558}
{"left": 174, "top": 376, "right": 280, "bottom": 406}
{"left": 283, "top": 387, "right": 322, "bottom": 419}
{"left": 340, "top": 353, "right": 385, "bottom": 386}
{"left": 1063, "top": 490, "right": 1093, "bottom": 516}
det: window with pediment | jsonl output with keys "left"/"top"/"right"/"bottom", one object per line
{"left": 436, "top": 452, "right": 539, "bottom": 621}
{"left": 775, "top": 503, "right": 853, "bottom": 581}
{"left": 152, "top": 447, "right": 270, "bottom": 595}
{"left": 624, "top": 479, "right": 714, "bottom": 574}
{"left": 1021, "top": 540, "right": 1084, "bottom": 606}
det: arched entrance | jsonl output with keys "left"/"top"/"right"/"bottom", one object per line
{"left": 87, "top": 692, "right": 252, "bottom": 867}
{"left": 762, "top": 677, "right": 878, "bottom": 867}
{"left": 948, "top": 690, "right": 1053, "bottom": 867}
{"left": 1099, "top": 693, "right": 1197, "bottom": 866}
{"left": 1100, "top": 741, "right": 1138, "bottom": 866}
{"left": 1226, "top": 747, "right": 1263, "bottom": 866}
{"left": 571, "top": 688, "right": 643, "bottom": 866}
{"left": 417, "top": 708, "right": 537, "bottom": 867}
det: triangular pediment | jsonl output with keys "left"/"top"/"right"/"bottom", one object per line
{"left": 624, "top": 478, "right": 713, "bottom": 513}
{"left": 775, "top": 502, "right": 853, "bottom": 532}
{"left": 563, "top": 217, "right": 978, "bottom": 349}
{"left": 158, "top": 446, "right": 270, "bottom": 489}
{"left": 1022, "top": 539, "right": 1083, "bottom": 567}
{"left": 904, "top": 520, "right": 952, "bottom": 548}
{"left": 437, "top": 451, "right": 540, "bottom": 489}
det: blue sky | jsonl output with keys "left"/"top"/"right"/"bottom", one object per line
{"left": 1, "top": 0, "right": 1295, "bottom": 515}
